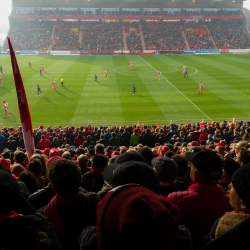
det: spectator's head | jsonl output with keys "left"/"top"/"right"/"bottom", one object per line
{"left": 11, "top": 163, "right": 26, "bottom": 177}
{"left": 119, "top": 146, "right": 127, "bottom": 155}
{"left": 105, "top": 161, "right": 160, "bottom": 194}
{"left": 48, "top": 159, "right": 81, "bottom": 198}
{"left": 96, "top": 184, "right": 180, "bottom": 250}
{"left": 77, "top": 154, "right": 88, "bottom": 169}
{"left": 2, "top": 149, "right": 10, "bottom": 159}
{"left": 14, "top": 151, "right": 26, "bottom": 164}
{"left": 171, "top": 154, "right": 188, "bottom": 179}
{"left": 95, "top": 143, "right": 105, "bottom": 155}
{"left": 18, "top": 171, "right": 39, "bottom": 194}
{"left": 215, "top": 145, "right": 226, "bottom": 156}
{"left": 0, "top": 170, "right": 20, "bottom": 213}
{"left": 49, "top": 148, "right": 60, "bottom": 158}
{"left": 91, "top": 154, "right": 108, "bottom": 172}
{"left": 152, "top": 157, "right": 178, "bottom": 185}
{"left": 0, "top": 158, "right": 11, "bottom": 170}
{"left": 30, "top": 154, "right": 47, "bottom": 175}
{"left": 28, "top": 159, "right": 43, "bottom": 177}
{"left": 159, "top": 146, "right": 170, "bottom": 156}
{"left": 229, "top": 163, "right": 250, "bottom": 212}
{"left": 186, "top": 149, "right": 223, "bottom": 184}
{"left": 138, "top": 146, "right": 154, "bottom": 166}
{"left": 115, "top": 151, "right": 146, "bottom": 164}
{"left": 236, "top": 148, "right": 250, "bottom": 166}
{"left": 219, "top": 158, "right": 240, "bottom": 184}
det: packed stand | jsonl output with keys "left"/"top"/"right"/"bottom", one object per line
{"left": 9, "top": 20, "right": 53, "bottom": 50}
{"left": 125, "top": 23, "right": 142, "bottom": 50}
{"left": 82, "top": 23, "right": 123, "bottom": 50}
{"left": 207, "top": 20, "right": 250, "bottom": 49}
{"left": 51, "top": 23, "right": 80, "bottom": 51}
{"left": 183, "top": 23, "right": 215, "bottom": 50}
{"left": 142, "top": 22, "right": 186, "bottom": 50}
{"left": 1, "top": 120, "right": 250, "bottom": 249}
{"left": 14, "top": 9, "right": 243, "bottom": 17}
{"left": 36, "top": 10, "right": 79, "bottom": 16}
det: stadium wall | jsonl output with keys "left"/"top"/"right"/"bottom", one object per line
{"left": 1, "top": 49, "right": 250, "bottom": 56}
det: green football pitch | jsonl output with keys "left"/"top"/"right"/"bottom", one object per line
{"left": 0, "top": 54, "right": 250, "bottom": 128}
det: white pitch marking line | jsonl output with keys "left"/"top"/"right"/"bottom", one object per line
{"left": 138, "top": 55, "right": 212, "bottom": 121}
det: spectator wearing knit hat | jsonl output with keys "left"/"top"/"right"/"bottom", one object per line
{"left": 199, "top": 163, "right": 250, "bottom": 250}
{"left": 81, "top": 154, "right": 108, "bottom": 193}
{"left": 96, "top": 184, "right": 180, "bottom": 250}
{"left": 158, "top": 145, "right": 170, "bottom": 157}
{"left": 167, "top": 149, "right": 232, "bottom": 249}
{"left": 152, "top": 156, "right": 178, "bottom": 197}
{"left": 80, "top": 160, "right": 192, "bottom": 250}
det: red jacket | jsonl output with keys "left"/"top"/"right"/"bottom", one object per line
{"left": 167, "top": 183, "right": 232, "bottom": 248}
{"left": 74, "top": 136, "right": 86, "bottom": 148}
{"left": 37, "top": 135, "right": 51, "bottom": 150}
{"left": 199, "top": 132, "right": 208, "bottom": 141}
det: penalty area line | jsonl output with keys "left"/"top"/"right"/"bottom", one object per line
{"left": 138, "top": 55, "right": 212, "bottom": 122}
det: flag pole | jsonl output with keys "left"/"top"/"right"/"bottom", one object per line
{"left": 7, "top": 38, "right": 35, "bottom": 159}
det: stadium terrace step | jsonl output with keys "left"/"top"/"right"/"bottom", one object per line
{"left": 139, "top": 25, "right": 146, "bottom": 50}
{"left": 181, "top": 26, "right": 190, "bottom": 50}
{"left": 122, "top": 25, "right": 128, "bottom": 50}
{"left": 205, "top": 25, "right": 217, "bottom": 50}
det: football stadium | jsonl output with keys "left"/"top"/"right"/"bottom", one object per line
{"left": 1, "top": 0, "right": 250, "bottom": 249}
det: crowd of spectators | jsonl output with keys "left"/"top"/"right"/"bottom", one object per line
{"left": 207, "top": 20, "right": 250, "bottom": 49}
{"left": 36, "top": 10, "right": 79, "bottom": 16}
{"left": 82, "top": 23, "right": 123, "bottom": 50}
{"left": 183, "top": 23, "right": 215, "bottom": 50}
{"left": 125, "top": 24, "right": 142, "bottom": 50}
{"left": 16, "top": 9, "right": 243, "bottom": 17}
{"left": 9, "top": 20, "right": 53, "bottom": 50}
{"left": 1, "top": 120, "right": 250, "bottom": 249}
{"left": 52, "top": 23, "right": 80, "bottom": 51}
{"left": 142, "top": 22, "right": 186, "bottom": 50}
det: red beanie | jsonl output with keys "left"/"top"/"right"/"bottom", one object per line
{"left": 111, "top": 151, "right": 121, "bottom": 158}
{"left": 49, "top": 148, "right": 60, "bottom": 158}
{"left": 96, "top": 184, "right": 180, "bottom": 250}
{"left": 0, "top": 158, "right": 11, "bottom": 169}
{"left": 161, "top": 146, "right": 170, "bottom": 155}
{"left": 191, "top": 141, "right": 199, "bottom": 146}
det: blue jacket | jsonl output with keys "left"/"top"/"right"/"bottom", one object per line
{"left": 0, "top": 135, "right": 5, "bottom": 149}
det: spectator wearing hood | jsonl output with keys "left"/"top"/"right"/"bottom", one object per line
{"left": 74, "top": 131, "right": 86, "bottom": 148}
{"left": 37, "top": 135, "right": 51, "bottom": 150}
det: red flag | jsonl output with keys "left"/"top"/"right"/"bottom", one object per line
{"left": 8, "top": 38, "right": 35, "bottom": 159}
